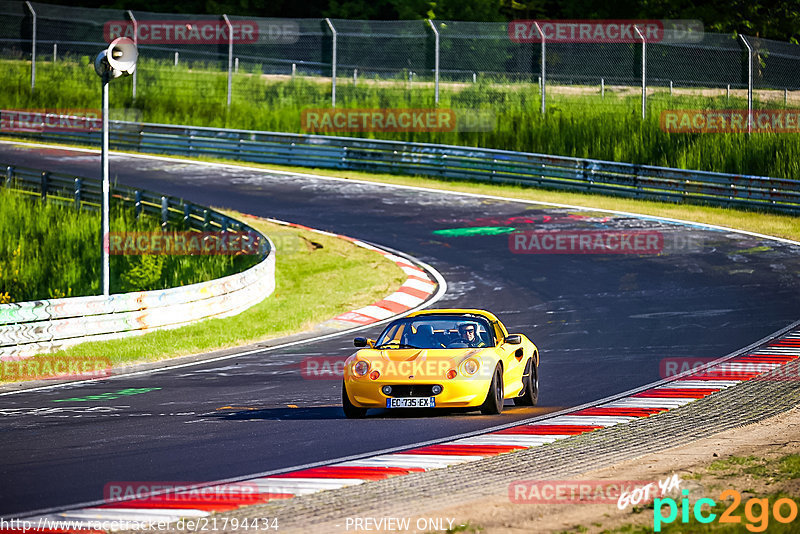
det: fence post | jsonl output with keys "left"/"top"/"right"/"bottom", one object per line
{"left": 126, "top": 10, "right": 138, "bottom": 99}
{"left": 40, "top": 171, "right": 48, "bottom": 199}
{"left": 325, "top": 18, "right": 337, "bottom": 108}
{"left": 427, "top": 19, "right": 440, "bottom": 105}
{"left": 223, "top": 14, "right": 233, "bottom": 107}
{"left": 134, "top": 190, "right": 142, "bottom": 218}
{"left": 53, "top": 43, "right": 57, "bottom": 63}
{"left": 739, "top": 35, "right": 753, "bottom": 134}
{"left": 533, "top": 22, "right": 545, "bottom": 115}
{"left": 74, "top": 178, "right": 82, "bottom": 209}
{"left": 601, "top": 78, "right": 605, "bottom": 98}
{"left": 161, "top": 196, "right": 169, "bottom": 229}
{"left": 25, "top": 1, "right": 35, "bottom": 90}
{"left": 174, "top": 52, "right": 179, "bottom": 66}
{"left": 634, "top": 25, "right": 646, "bottom": 119}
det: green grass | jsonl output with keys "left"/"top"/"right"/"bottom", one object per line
{"left": 0, "top": 187, "right": 256, "bottom": 302}
{"left": 3, "top": 213, "right": 405, "bottom": 374}
{"left": 2, "top": 57, "right": 800, "bottom": 180}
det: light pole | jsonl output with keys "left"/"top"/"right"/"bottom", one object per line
{"left": 94, "top": 37, "right": 138, "bottom": 297}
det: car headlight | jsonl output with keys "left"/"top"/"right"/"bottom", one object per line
{"left": 462, "top": 358, "right": 480, "bottom": 376}
{"left": 353, "top": 360, "right": 370, "bottom": 377}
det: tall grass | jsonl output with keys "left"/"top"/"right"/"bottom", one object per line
{"left": 1, "top": 58, "right": 798, "bottom": 180}
{"left": 0, "top": 187, "right": 258, "bottom": 303}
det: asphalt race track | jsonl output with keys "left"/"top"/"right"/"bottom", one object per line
{"left": 2, "top": 142, "right": 800, "bottom": 517}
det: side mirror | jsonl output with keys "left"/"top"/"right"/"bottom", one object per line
{"left": 354, "top": 337, "right": 368, "bottom": 347}
{"left": 505, "top": 334, "right": 522, "bottom": 345}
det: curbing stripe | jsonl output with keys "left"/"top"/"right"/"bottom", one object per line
{"left": 352, "top": 305, "right": 395, "bottom": 321}
{"left": 601, "top": 398, "right": 698, "bottom": 409}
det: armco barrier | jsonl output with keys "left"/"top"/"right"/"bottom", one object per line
{"left": 0, "top": 164, "right": 275, "bottom": 360}
{"left": 4, "top": 116, "right": 800, "bottom": 214}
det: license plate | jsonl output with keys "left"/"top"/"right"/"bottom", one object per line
{"left": 386, "top": 397, "right": 435, "bottom": 408}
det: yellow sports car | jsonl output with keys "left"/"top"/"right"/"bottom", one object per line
{"left": 342, "top": 309, "right": 539, "bottom": 418}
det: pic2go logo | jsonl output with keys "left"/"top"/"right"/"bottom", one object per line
{"left": 654, "top": 489, "right": 799, "bottom": 532}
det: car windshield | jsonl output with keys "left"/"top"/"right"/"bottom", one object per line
{"left": 374, "top": 314, "right": 495, "bottom": 349}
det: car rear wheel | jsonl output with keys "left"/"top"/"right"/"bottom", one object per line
{"left": 342, "top": 382, "right": 367, "bottom": 419}
{"left": 480, "top": 364, "right": 504, "bottom": 415}
{"left": 514, "top": 357, "right": 539, "bottom": 407}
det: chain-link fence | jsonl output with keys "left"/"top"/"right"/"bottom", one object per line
{"left": 2, "top": 2, "right": 800, "bottom": 119}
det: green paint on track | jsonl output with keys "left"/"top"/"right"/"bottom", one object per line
{"left": 433, "top": 226, "right": 516, "bottom": 237}
{"left": 53, "top": 387, "right": 161, "bottom": 402}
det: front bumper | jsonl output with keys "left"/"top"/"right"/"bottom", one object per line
{"left": 345, "top": 377, "right": 490, "bottom": 408}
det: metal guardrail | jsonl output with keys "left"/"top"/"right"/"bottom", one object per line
{"left": 0, "top": 163, "right": 275, "bottom": 359}
{"left": 6, "top": 118, "right": 800, "bottom": 215}
{"left": 3, "top": 163, "right": 263, "bottom": 234}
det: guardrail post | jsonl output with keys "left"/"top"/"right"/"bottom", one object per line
{"left": 203, "top": 209, "right": 210, "bottom": 231}
{"left": 25, "top": 1, "right": 35, "bottom": 90}
{"left": 5, "top": 166, "right": 12, "bottom": 188}
{"left": 580, "top": 160, "right": 591, "bottom": 189}
{"left": 427, "top": 19, "right": 440, "bottom": 105}
{"left": 183, "top": 204, "right": 191, "bottom": 227}
{"left": 221, "top": 217, "right": 228, "bottom": 232}
{"left": 40, "top": 171, "right": 48, "bottom": 199}
{"left": 161, "top": 196, "right": 169, "bottom": 229}
{"left": 134, "top": 190, "right": 142, "bottom": 219}
{"left": 74, "top": 178, "right": 82, "bottom": 208}
{"left": 325, "top": 18, "right": 337, "bottom": 108}
{"left": 126, "top": 10, "right": 138, "bottom": 99}
{"left": 634, "top": 25, "right": 646, "bottom": 119}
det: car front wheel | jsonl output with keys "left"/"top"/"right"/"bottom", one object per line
{"left": 513, "top": 357, "right": 539, "bottom": 407}
{"left": 480, "top": 364, "right": 504, "bottom": 415}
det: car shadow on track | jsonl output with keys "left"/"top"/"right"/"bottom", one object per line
{"left": 206, "top": 405, "right": 549, "bottom": 421}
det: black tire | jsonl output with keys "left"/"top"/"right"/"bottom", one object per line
{"left": 342, "top": 382, "right": 367, "bottom": 419}
{"left": 514, "top": 357, "right": 539, "bottom": 407}
{"left": 480, "top": 364, "right": 504, "bottom": 415}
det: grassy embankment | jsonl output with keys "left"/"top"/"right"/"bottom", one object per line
{"left": 0, "top": 187, "right": 258, "bottom": 303}
{"left": 1, "top": 57, "right": 799, "bottom": 180}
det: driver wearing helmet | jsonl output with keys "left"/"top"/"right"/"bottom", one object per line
{"left": 458, "top": 322, "right": 486, "bottom": 348}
